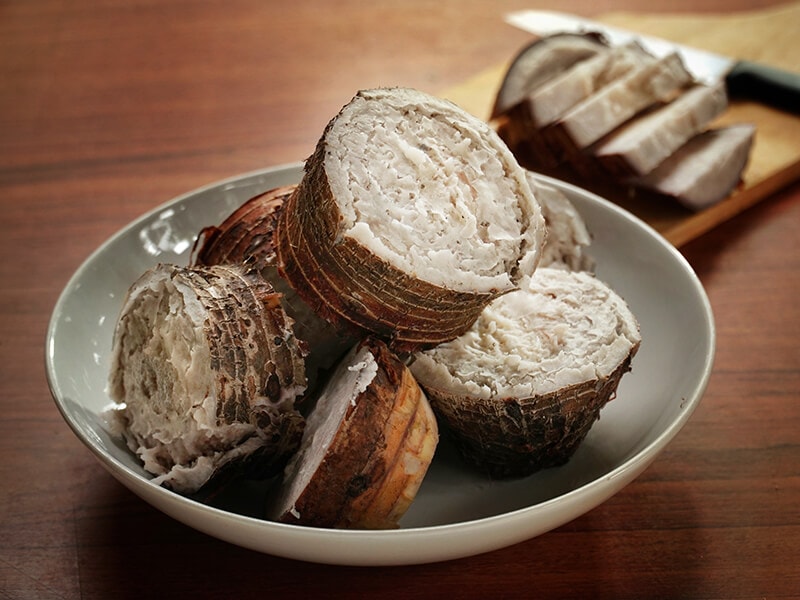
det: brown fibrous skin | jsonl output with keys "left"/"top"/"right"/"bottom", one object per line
{"left": 110, "top": 263, "right": 308, "bottom": 492}
{"left": 191, "top": 185, "right": 296, "bottom": 270}
{"left": 187, "top": 266, "right": 305, "bottom": 426}
{"left": 275, "top": 139, "right": 498, "bottom": 355}
{"left": 192, "top": 184, "right": 357, "bottom": 399}
{"left": 273, "top": 338, "right": 438, "bottom": 529}
{"left": 199, "top": 265, "right": 306, "bottom": 483}
{"left": 421, "top": 349, "right": 638, "bottom": 479}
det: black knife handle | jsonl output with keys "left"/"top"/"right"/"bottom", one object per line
{"left": 726, "top": 60, "right": 800, "bottom": 113}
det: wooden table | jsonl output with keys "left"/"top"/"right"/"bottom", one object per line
{"left": 2, "top": 1, "right": 798, "bottom": 597}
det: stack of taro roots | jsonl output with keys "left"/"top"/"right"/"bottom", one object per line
{"left": 107, "top": 87, "right": 641, "bottom": 530}
{"left": 491, "top": 32, "right": 755, "bottom": 210}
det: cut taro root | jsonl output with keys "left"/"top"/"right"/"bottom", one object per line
{"left": 634, "top": 124, "right": 756, "bottom": 210}
{"left": 491, "top": 32, "right": 609, "bottom": 119}
{"left": 592, "top": 82, "right": 729, "bottom": 178}
{"left": 499, "top": 42, "right": 652, "bottom": 168}
{"left": 546, "top": 52, "right": 694, "bottom": 156}
{"left": 276, "top": 87, "right": 546, "bottom": 353}
{"left": 512, "top": 41, "right": 652, "bottom": 131}
{"left": 107, "top": 263, "right": 307, "bottom": 494}
{"left": 529, "top": 173, "right": 594, "bottom": 272}
{"left": 494, "top": 34, "right": 756, "bottom": 210}
{"left": 268, "top": 338, "right": 439, "bottom": 529}
{"left": 192, "top": 185, "right": 354, "bottom": 392}
{"left": 409, "top": 267, "right": 641, "bottom": 479}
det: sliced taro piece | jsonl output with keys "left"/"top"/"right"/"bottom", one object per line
{"left": 546, "top": 52, "right": 694, "bottom": 158}
{"left": 491, "top": 32, "right": 609, "bottom": 119}
{"left": 515, "top": 41, "right": 653, "bottom": 130}
{"left": 634, "top": 124, "right": 756, "bottom": 210}
{"left": 592, "top": 82, "right": 728, "bottom": 178}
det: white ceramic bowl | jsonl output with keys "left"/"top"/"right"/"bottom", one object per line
{"left": 46, "top": 163, "right": 714, "bottom": 566}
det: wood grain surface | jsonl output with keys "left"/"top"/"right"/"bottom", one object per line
{"left": 1, "top": 1, "right": 799, "bottom": 599}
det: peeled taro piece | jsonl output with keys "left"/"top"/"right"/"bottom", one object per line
{"left": 592, "top": 82, "right": 729, "bottom": 178}
{"left": 276, "top": 87, "right": 546, "bottom": 353}
{"left": 107, "top": 263, "right": 307, "bottom": 494}
{"left": 409, "top": 268, "right": 641, "bottom": 479}
{"left": 545, "top": 52, "right": 694, "bottom": 158}
{"left": 506, "top": 41, "right": 652, "bottom": 136}
{"left": 493, "top": 33, "right": 612, "bottom": 167}
{"left": 634, "top": 124, "right": 756, "bottom": 210}
{"left": 268, "top": 338, "right": 439, "bottom": 529}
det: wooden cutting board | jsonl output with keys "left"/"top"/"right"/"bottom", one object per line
{"left": 442, "top": 2, "right": 800, "bottom": 246}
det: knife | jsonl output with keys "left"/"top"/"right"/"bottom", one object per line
{"left": 505, "top": 10, "right": 800, "bottom": 113}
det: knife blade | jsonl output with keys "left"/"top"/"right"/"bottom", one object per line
{"left": 505, "top": 10, "right": 800, "bottom": 113}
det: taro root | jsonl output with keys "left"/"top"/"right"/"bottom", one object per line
{"left": 494, "top": 34, "right": 756, "bottom": 210}
{"left": 634, "top": 124, "right": 756, "bottom": 210}
{"left": 192, "top": 185, "right": 354, "bottom": 392}
{"left": 268, "top": 338, "right": 439, "bottom": 529}
{"left": 545, "top": 52, "right": 693, "bottom": 158}
{"left": 509, "top": 41, "right": 651, "bottom": 132}
{"left": 276, "top": 87, "right": 546, "bottom": 353}
{"left": 592, "top": 82, "right": 729, "bottom": 178}
{"left": 192, "top": 185, "right": 295, "bottom": 271}
{"left": 107, "top": 263, "right": 307, "bottom": 494}
{"left": 528, "top": 173, "right": 594, "bottom": 273}
{"left": 409, "top": 268, "right": 641, "bottom": 479}
{"left": 500, "top": 42, "right": 653, "bottom": 169}
{"left": 491, "top": 32, "right": 609, "bottom": 119}
{"left": 493, "top": 33, "right": 610, "bottom": 167}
